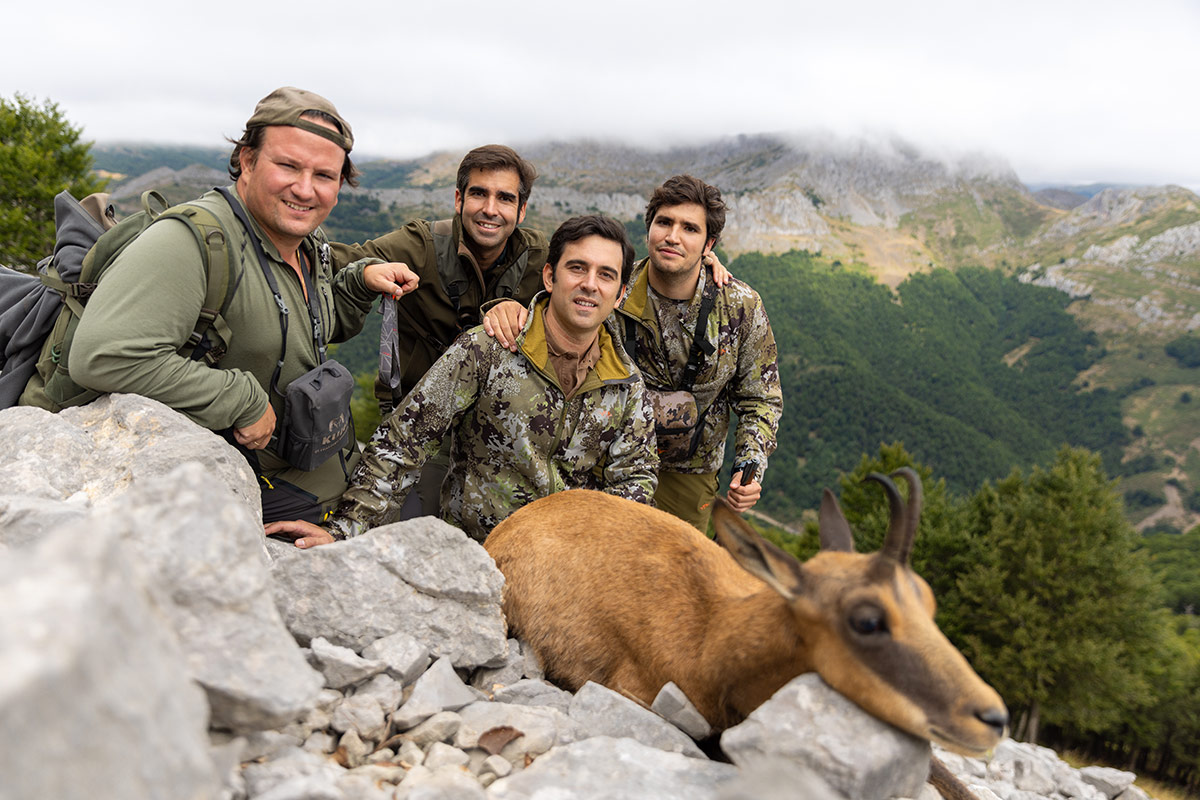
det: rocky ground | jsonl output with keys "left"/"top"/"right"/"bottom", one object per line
{"left": 0, "top": 395, "right": 1158, "bottom": 800}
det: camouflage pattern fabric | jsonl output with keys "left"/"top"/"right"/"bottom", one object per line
{"left": 617, "top": 258, "right": 782, "bottom": 477}
{"left": 327, "top": 293, "right": 657, "bottom": 542}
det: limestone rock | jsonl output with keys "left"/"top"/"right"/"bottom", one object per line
{"left": 363, "top": 630, "right": 432, "bottom": 685}
{"left": 0, "top": 527, "right": 219, "bottom": 799}
{"left": 454, "top": 700, "right": 586, "bottom": 766}
{"left": 0, "top": 394, "right": 259, "bottom": 517}
{"left": 309, "top": 636, "right": 387, "bottom": 689}
{"left": 568, "top": 681, "right": 705, "bottom": 758}
{"left": 86, "top": 462, "right": 323, "bottom": 731}
{"left": 720, "top": 674, "right": 930, "bottom": 800}
{"left": 487, "top": 736, "right": 739, "bottom": 799}
{"left": 392, "top": 656, "right": 483, "bottom": 730}
{"left": 652, "top": 680, "right": 714, "bottom": 739}
{"left": 269, "top": 517, "right": 507, "bottom": 667}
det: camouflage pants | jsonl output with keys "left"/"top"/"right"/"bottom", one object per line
{"left": 653, "top": 470, "right": 719, "bottom": 533}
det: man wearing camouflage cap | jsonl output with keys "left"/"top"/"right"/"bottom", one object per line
{"left": 20, "top": 87, "right": 418, "bottom": 523}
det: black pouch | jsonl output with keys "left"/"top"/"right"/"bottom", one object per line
{"left": 277, "top": 359, "right": 354, "bottom": 471}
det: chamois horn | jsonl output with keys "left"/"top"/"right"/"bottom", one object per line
{"left": 865, "top": 467, "right": 922, "bottom": 564}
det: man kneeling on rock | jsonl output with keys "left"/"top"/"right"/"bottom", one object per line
{"left": 266, "top": 215, "right": 657, "bottom": 547}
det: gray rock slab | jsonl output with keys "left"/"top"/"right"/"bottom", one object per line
{"left": 486, "top": 736, "right": 739, "bottom": 800}
{"left": 397, "top": 764, "right": 488, "bottom": 800}
{"left": 0, "top": 493, "right": 89, "bottom": 548}
{"left": 332, "top": 693, "right": 389, "bottom": 742}
{"left": 492, "top": 678, "right": 573, "bottom": 714}
{"left": 363, "top": 630, "right": 432, "bottom": 684}
{"left": 85, "top": 462, "right": 323, "bottom": 731}
{"left": 455, "top": 700, "right": 587, "bottom": 766}
{"left": 1080, "top": 765, "right": 1138, "bottom": 799}
{"left": 424, "top": 742, "right": 471, "bottom": 770}
{"left": 652, "top": 680, "right": 714, "bottom": 739}
{"left": 354, "top": 673, "right": 405, "bottom": 715}
{"left": 568, "top": 681, "right": 705, "bottom": 758}
{"left": 715, "top": 756, "right": 845, "bottom": 800}
{"left": 269, "top": 517, "right": 507, "bottom": 667}
{"left": 0, "top": 394, "right": 260, "bottom": 517}
{"left": 720, "top": 673, "right": 930, "bottom": 800}
{"left": 393, "top": 656, "right": 485, "bottom": 729}
{"left": 0, "top": 527, "right": 219, "bottom": 800}
{"left": 241, "top": 747, "right": 347, "bottom": 798}
{"left": 472, "top": 638, "right": 527, "bottom": 693}
{"left": 404, "top": 710, "right": 464, "bottom": 747}
{"left": 310, "top": 636, "right": 387, "bottom": 689}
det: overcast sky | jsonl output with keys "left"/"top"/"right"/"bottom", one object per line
{"left": 4, "top": 0, "right": 1198, "bottom": 190}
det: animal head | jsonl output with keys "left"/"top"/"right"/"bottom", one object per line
{"left": 713, "top": 467, "right": 1008, "bottom": 755}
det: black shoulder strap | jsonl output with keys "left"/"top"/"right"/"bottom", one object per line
{"left": 216, "top": 187, "right": 291, "bottom": 397}
{"left": 679, "top": 277, "right": 718, "bottom": 393}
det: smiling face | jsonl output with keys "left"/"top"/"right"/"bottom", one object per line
{"left": 236, "top": 121, "right": 345, "bottom": 257}
{"left": 645, "top": 202, "right": 715, "bottom": 297}
{"left": 543, "top": 234, "right": 626, "bottom": 346}
{"left": 455, "top": 167, "right": 527, "bottom": 267}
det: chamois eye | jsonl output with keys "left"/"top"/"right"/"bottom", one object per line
{"left": 848, "top": 606, "right": 889, "bottom": 636}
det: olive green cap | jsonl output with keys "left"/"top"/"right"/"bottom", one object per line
{"left": 244, "top": 87, "right": 354, "bottom": 152}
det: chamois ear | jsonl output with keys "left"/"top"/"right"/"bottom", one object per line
{"left": 818, "top": 488, "right": 855, "bottom": 553}
{"left": 713, "top": 496, "right": 805, "bottom": 599}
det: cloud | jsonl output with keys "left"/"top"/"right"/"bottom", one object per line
{"left": 4, "top": 0, "right": 1198, "bottom": 188}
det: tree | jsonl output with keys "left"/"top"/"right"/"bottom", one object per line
{"left": 0, "top": 93, "right": 107, "bottom": 270}
{"left": 954, "top": 447, "right": 1161, "bottom": 744}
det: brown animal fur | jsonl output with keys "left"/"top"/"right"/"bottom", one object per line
{"left": 484, "top": 470, "right": 1007, "bottom": 757}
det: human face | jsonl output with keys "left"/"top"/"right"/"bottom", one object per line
{"left": 237, "top": 122, "right": 345, "bottom": 257}
{"left": 454, "top": 168, "right": 527, "bottom": 265}
{"left": 543, "top": 235, "right": 626, "bottom": 345}
{"left": 646, "top": 202, "right": 715, "bottom": 294}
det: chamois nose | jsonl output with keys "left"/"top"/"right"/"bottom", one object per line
{"left": 977, "top": 706, "right": 1009, "bottom": 735}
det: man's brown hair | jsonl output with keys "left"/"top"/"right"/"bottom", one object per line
{"left": 547, "top": 215, "right": 635, "bottom": 285}
{"left": 457, "top": 145, "right": 538, "bottom": 209}
{"left": 644, "top": 174, "right": 726, "bottom": 245}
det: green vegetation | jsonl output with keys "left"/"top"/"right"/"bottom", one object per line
{"left": 727, "top": 250, "right": 1128, "bottom": 522}
{"left": 90, "top": 143, "right": 227, "bottom": 177}
{"left": 765, "top": 444, "right": 1200, "bottom": 791}
{"left": 1166, "top": 333, "right": 1200, "bottom": 368}
{"left": 0, "top": 94, "right": 107, "bottom": 270}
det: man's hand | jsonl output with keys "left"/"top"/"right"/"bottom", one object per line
{"left": 726, "top": 468, "right": 762, "bottom": 513}
{"left": 364, "top": 262, "right": 419, "bottom": 299}
{"left": 481, "top": 300, "right": 528, "bottom": 352}
{"left": 234, "top": 404, "right": 276, "bottom": 450}
{"left": 264, "top": 519, "right": 336, "bottom": 548}
{"left": 704, "top": 251, "right": 732, "bottom": 287}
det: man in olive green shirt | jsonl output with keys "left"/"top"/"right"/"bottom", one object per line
{"left": 20, "top": 87, "right": 417, "bottom": 523}
{"left": 330, "top": 144, "right": 548, "bottom": 519}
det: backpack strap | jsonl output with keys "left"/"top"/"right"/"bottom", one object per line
{"left": 679, "top": 277, "right": 718, "bottom": 393}
{"left": 165, "top": 204, "right": 239, "bottom": 366}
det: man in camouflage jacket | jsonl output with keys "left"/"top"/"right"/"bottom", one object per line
{"left": 330, "top": 144, "right": 548, "bottom": 520}
{"left": 266, "top": 215, "right": 656, "bottom": 546}
{"left": 484, "top": 176, "right": 782, "bottom": 532}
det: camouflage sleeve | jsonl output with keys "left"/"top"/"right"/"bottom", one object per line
{"left": 731, "top": 291, "right": 783, "bottom": 479}
{"left": 326, "top": 336, "right": 484, "bottom": 539}
{"left": 602, "top": 380, "right": 660, "bottom": 504}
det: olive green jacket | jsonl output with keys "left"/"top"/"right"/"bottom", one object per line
{"left": 328, "top": 293, "right": 658, "bottom": 542}
{"left": 615, "top": 259, "right": 783, "bottom": 477}
{"left": 21, "top": 186, "right": 379, "bottom": 506}
{"left": 331, "top": 218, "right": 548, "bottom": 403}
